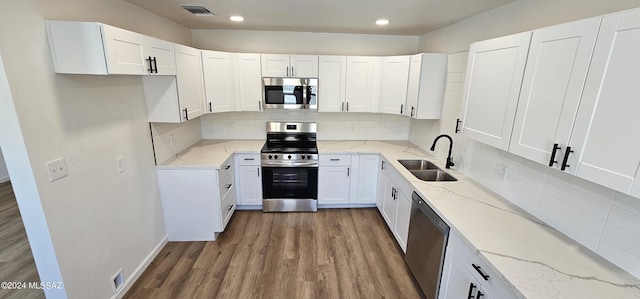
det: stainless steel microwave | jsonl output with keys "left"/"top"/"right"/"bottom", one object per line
{"left": 262, "top": 78, "right": 317, "bottom": 110}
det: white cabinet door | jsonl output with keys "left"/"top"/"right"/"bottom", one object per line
{"left": 237, "top": 53, "right": 263, "bottom": 111}
{"left": 148, "top": 38, "right": 176, "bottom": 75}
{"left": 509, "top": 18, "right": 600, "bottom": 168}
{"left": 101, "top": 24, "right": 148, "bottom": 75}
{"left": 570, "top": 9, "right": 640, "bottom": 194}
{"left": 376, "top": 160, "right": 388, "bottom": 211}
{"left": 174, "top": 44, "right": 205, "bottom": 121}
{"left": 460, "top": 32, "right": 531, "bottom": 150}
{"left": 406, "top": 53, "right": 448, "bottom": 119}
{"left": 394, "top": 189, "right": 411, "bottom": 252}
{"left": 261, "top": 54, "right": 289, "bottom": 77}
{"left": 353, "top": 154, "right": 379, "bottom": 204}
{"left": 202, "top": 50, "right": 237, "bottom": 113}
{"left": 318, "top": 56, "right": 347, "bottom": 112}
{"left": 290, "top": 55, "right": 319, "bottom": 77}
{"left": 379, "top": 55, "right": 410, "bottom": 115}
{"left": 440, "top": 253, "right": 483, "bottom": 299}
{"left": 381, "top": 179, "right": 397, "bottom": 229}
{"left": 237, "top": 165, "right": 262, "bottom": 206}
{"left": 345, "top": 56, "right": 378, "bottom": 112}
{"left": 318, "top": 167, "right": 351, "bottom": 205}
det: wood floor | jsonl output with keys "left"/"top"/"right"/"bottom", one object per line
{"left": 125, "top": 209, "right": 422, "bottom": 299}
{"left": 0, "top": 181, "right": 44, "bottom": 299}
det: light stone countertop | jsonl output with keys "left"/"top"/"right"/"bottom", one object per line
{"left": 158, "top": 139, "right": 640, "bottom": 298}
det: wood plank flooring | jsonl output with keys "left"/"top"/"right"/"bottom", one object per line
{"left": 125, "top": 209, "right": 422, "bottom": 298}
{"left": 0, "top": 181, "right": 44, "bottom": 299}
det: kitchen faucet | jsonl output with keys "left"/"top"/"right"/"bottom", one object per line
{"left": 430, "top": 134, "right": 455, "bottom": 169}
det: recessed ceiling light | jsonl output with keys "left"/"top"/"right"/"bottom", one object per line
{"left": 230, "top": 15, "right": 245, "bottom": 22}
{"left": 376, "top": 19, "right": 390, "bottom": 26}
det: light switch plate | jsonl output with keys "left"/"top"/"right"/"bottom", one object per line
{"left": 116, "top": 156, "right": 125, "bottom": 174}
{"left": 46, "top": 157, "right": 68, "bottom": 182}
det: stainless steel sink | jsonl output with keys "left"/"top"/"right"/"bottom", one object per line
{"left": 398, "top": 159, "right": 457, "bottom": 182}
{"left": 410, "top": 170, "right": 457, "bottom": 182}
{"left": 398, "top": 159, "right": 440, "bottom": 170}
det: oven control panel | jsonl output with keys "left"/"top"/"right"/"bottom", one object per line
{"left": 261, "top": 153, "right": 318, "bottom": 167}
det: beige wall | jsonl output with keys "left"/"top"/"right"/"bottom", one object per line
{"left": 0, "top": 1, "right": 190, "bottom": 298}
{"left": 418, "top": 0, "right": 640, "bottom": 53}
{"left": 192, "top": 29, "right": 419, "bottom": 55}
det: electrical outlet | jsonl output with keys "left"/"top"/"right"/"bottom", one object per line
{"left": 46, "top": 157, "right": 68, "bottom": 182}
{"left": 494, "top": 162, "right": 508, "bottom": 181}
{"left": 116, "top": 157, "right": 125, "bottom": 174}
{"left": 111, "top": 269, "right": 124, "bottom": 294}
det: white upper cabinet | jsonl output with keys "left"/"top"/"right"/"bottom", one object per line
{"left": 460, "top": 32, "right": 532, "bottom": 150}
{"left": 405, "top": 53, "right": 447, "bottom": 119}
{"left": 379, "top": 56, "right": 411, "bottom": 115}
{"left": 569, "top": 9, "right": 640, "bottom": 195}
{"left": 45, "top": 21, "right": 175, "bottom": 75}
{"left": 143, "top": 44, "right": 205, "bottom": 122}
{"left": 509, "top": 17, "right": 601, "bottom": 168}
{"left": 345, "top": 56, "right": 380, "bottom": 113}
{"left": 318, "top": 56, "right": 347, "bottom": 112}
{"left": 202, "top": 50, "right": 238, "bottom": 113}
{"left": 237, "top": 53, "right": 263, "bottom": 111}
{"left": 261, "top": 54, "right": 318, "bottom": 77}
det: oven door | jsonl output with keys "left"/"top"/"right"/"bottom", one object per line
{"left": 262, "top": 166, "right": 318, "bottom": 199}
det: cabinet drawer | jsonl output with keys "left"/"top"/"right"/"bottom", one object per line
{"left": 218, "top": 167, "right": 235, "bottom": 199}
{"left": 448, "top": 232, "right": 513, "bottom": 297}
{"left": 221, "top": 185, "right": 236, "bottom": 230}
{"left": 219, "top": 157, "right": 234, "bottom": 178}
{"left": 319, "top": 154, "right": 351, "bottom": 166}
{"left": 237, "top": 153, "right": 260, "bottom": 166}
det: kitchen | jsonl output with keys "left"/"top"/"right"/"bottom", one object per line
{"left": 1, "top": 0, "right": 640, "bottom": 298}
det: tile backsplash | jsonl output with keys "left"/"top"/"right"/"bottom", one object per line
{"left": 409, "top": 52, "right": 640, "bottom": 279}
{"left": 201, "top": 111, "right": 410, "bottom": 140}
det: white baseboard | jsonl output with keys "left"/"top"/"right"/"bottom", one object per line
{"left": 113, "top": 235, "right": 168, "bottom": 299}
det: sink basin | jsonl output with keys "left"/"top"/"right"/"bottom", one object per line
{"left": 398, "top": 159, "right": 440, "bottom": 170}
{"left": 410, "top": 170, "right": 457, "bottom": 182}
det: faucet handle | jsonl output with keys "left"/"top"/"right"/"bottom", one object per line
{"left": 446, "top": 157, "right": 455, "bottom": 169}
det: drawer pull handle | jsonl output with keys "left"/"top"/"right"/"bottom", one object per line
{"left": 330, "top": 158, "right": 340, "bottom": 161}
{"left": 244, "top": 158, "right": 255, "bottom": 161}
{"left": 467, "top": 283, "right": 476, "bottom": 299}
{"left": 225, "top": 184, "right": 232, "bottom": 189}
{"left": 477, "top": 291, "right": 484, "bottom": 299}
{"left": 228, "top": 204, "right": 234, "bottom": 211}
{"left": 225, "top": 165, "right": 231, "bottom": 170}
{"left": 472, "top": 264, "right": 489, "bottom": 281}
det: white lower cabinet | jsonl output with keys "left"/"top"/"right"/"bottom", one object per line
{"left": 156, "top": 157, "right": 236, "bottom": 241}
{"left": 440, "top": 231, "right": 516, "bottom": 299}
{"left": 236, "top": 154, "right": 262, "bottom": 207}
{"left": 318, "top": 154, "right": 352, "bottom": 205}
{"left": 377, "top": 158, "right": 412, "bottom": 252}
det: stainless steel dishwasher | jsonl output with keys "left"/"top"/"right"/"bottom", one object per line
{"left": 405, "top": 191, "right": 450, "bottom": 299}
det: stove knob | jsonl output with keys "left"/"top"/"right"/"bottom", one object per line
{"left": 274, "top": 155, "right": 278, "bottom": 159}
{"left": 307, "top": 155, "right": 312, "bottom": 160}
{"left": 301, "top": 155, "right": 306, "bottom": 160}
{"left": 268, "top": 155, "right": 273, "bottom": 159}
{"left": 288, "top": 155, "right": 292, "bottom": 160}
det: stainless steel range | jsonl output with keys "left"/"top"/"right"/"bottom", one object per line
{"left": 261, "top": 122, "right": 318, "bottom": 212}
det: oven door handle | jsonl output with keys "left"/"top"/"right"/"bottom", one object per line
{"left": 261, "top": 162, "right": 318, "bottom": 167}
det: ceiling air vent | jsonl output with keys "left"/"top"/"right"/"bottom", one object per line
{"left": 180, "top": 5, "right": 215, "bottom": 16}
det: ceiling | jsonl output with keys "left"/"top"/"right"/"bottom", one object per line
{"left": 126, "top": 0, "right": 514, "bottom": 36}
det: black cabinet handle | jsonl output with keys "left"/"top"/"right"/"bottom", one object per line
{"left": 455, "top": 118, "right": 462, "bottom": 134}
{"left": 330, "top": 158, "right": 340, "bottom": 161}
{"left": 400, "top": 104, "right": 404, "bottom": 114}
{"left": 152, "top": 57, "right": 158, "bottom": 73}
{"left": 410, "top": 106, "right": 415, "bottom": 118}
{"left": 225, "top": 165, "right": 231, "bottom": 170}
{"left": 561, "top": 146, "right": 574, "bottom": 171}
{"left": 257, "top": 167, "right": 260, "bottom": 177}
{"left": 209, "top": 102, "right": 212, "bottom": 112}
{"left": 467, "top": 283, "right": 477, "bottom": 299}
{"left": 548, "top": 143, "right": 561, "bottom": 167}
{"left": 146, "top": 56, "right": 154, "bottom": 73}
{"left": 346, "top": 102, "right": 349, "bottom": 111}
{"left": 225, "top": 183, "right": 232, "bottom": 189}
{"left": 472, "top": 264, "right": 489, "bottom": 281}
{"left": 228, "top": 204, "right": 234, "bottom": 211}
{"left": 183, "top": 108, "right": 188, "bottom": 121}
{"left": 341, "top": 102, "right": 345, "bottom": 112}
{"left": 347, "top": 168, "right": 350, "bottom": 177}
{"left": 381, "top": 160, "right": 385, "bottom": 170}
{"left": 244, "top": 158, "right": 255, "bottom": 161}
{"left": 477, "top": 291, "right": 484, "bottom": 299}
